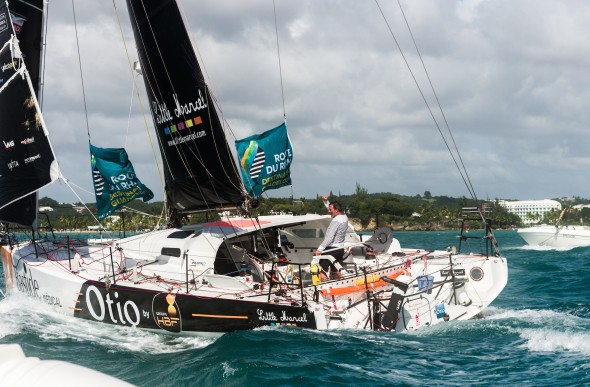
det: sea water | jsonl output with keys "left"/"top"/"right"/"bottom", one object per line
{"left": 0, "top": 231, "right": 588, "bottom": 386}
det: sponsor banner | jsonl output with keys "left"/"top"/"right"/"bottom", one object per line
{"left": 90, "top": 145, "right": 153, "bottom": 221}
{"left": 235, "top": 123, "right": 293, "bottom": 197}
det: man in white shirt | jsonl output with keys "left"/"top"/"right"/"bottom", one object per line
{"left": 315, "top": 195, "right": 348, "bottom": 280}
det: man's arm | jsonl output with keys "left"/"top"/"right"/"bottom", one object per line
{"left": 322, "top": 195, "right": 329, "bottom": 210}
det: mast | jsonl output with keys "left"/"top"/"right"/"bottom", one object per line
{"left": 125, "top": 0, "right": 246, "bottom": 223}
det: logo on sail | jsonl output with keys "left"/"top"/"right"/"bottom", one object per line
{"left": 0, "top": 12, "right": 7, "bottom": 34}
{"left": 163, "top": 116, "right": 203, "bottom": 136}
{"left": 1, "top": 61, "right": 16, "bottom": 72}
{"left": 3, "top": 140, "right": 14, "bottom": 149}
{"left": 163, "top": 115, "right": 206, "bottom": 147}
{"left": 24, "top": 154, "right": 40, "bottom": 163}
{"left": 92, "top": 170, "right": 105, "bottom": 196}
{"left": 240, "top": 142, "right": 266, "bottom": 181}
{"left": 7, "top": 160, "right": 18, "bottom": 171}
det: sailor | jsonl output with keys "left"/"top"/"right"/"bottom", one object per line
{"left": 315, "top": 195, "right": 348, "bottom": 281}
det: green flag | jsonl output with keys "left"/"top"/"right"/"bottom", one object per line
{"left": 235, "top": 123, "right": 293, "bottom": 197}
{"left": 90, "top": 145, "right": 154, "bottom": 222}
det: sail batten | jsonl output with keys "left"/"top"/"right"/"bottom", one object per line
{"left": 125, "top": 0, "right": 245, "bottom": 218}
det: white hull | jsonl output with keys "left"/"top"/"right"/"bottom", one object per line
{"left": 1, "top": 215, "right": 508, "bottom": 334}
{"left": 0, "top": 344, "right": 132, "bottom": 386}
{"left": 517, "top": 225, "right": 590, "bottom": 248}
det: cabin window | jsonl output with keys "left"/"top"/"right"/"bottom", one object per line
{"left": 214, "top": 244, "right": 239, "bottom": 276}
{"left": 161, "top": 247, "right": 181, "bottom": 257}
{"left": 292, "top": 229, "right": 324, "bottom": 238}
{"left": 167, "top": 231, "right": 193, "bottom": 239}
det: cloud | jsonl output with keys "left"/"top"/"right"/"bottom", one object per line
{"left": 31, "top": 0, "right": 590, "bottom": 205}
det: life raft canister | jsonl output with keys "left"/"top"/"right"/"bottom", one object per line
{"left": 354, "top": 273, "right": 380, "bottom": 286}
{"left": 310, "top": 263, "right": 321, "bottom": 285}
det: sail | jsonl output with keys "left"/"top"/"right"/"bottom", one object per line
{"left": 0, "top": 1, "right": 58, "bottom": 227}
{"left": 235, "top": 123, "right": 293, "bottom": 197}
{"left": 90, "top": 145, "right": 154, "bottom": 222}
{"left": 125, "top": 0, "right": 245, "bottom": 215}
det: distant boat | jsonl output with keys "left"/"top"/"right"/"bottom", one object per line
{"left": 517, "top": 224, "right": 590, "bottom": 248}
{"left": 517, "top": 207, "right": 590, "bottom": 248}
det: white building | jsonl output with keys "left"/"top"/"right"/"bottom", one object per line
{"left": 499, "top": 199, "right": 562, "bottom": 224}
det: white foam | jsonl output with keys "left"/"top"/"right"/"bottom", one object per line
{"left": 221, "top": 361, "right": 236, "bottom": 378}
{"left": 0, "top": 293, "right": 215, "bottom": 353}
{"left": 486, "top": 307, "right": 588, "bottom": 328}
{"left": 479, "top": 307, "right": 590, "bottom": 356}
{"left": 519, "top": 244, "right": 574, "bottom": 252}
{"left": 520, "top": 328, "right": 590, "bottom": 356}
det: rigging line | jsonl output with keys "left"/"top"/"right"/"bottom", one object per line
{"left": 39, "top": 0, "right": 50, "bottom": 109}
{"left": 62, "top": 177, "right": 95, "bottom": 197}
{"left": 135, "top": 2, "right": 241, "bottom": 212}
{"left": 396, "top": 0, "right": 478, "bottom": 201}
{"left": 273, "top": 0, "right": 286, "bottom": 121}
{"left": 4, "top": 39, "right": 65, "bottom": 188}
{"left": 171, "top": 3, "right": 246, "bottom": 198}
{"left": 177, "top": 1, "right": 236, "bottom": 140}
{"left": 128, "top": 6, "right": 214, "bottom": 211}
{"left": 200, "top": 88, "right": 246, "bottom": 194}
{"left": 176, "top": 2, "right": 246, "bottom": 195}
{"left": 374, "top": 0, "right": 476, "bottom": 201}
{"left": 59, "top": 176, "right": 102, "bottom": 226}
{"left": 290, "top": 185, "right": 296, "bottom": 213}
{"left": 123, "top": 71, "right": 136, "bottom": 149}
{"left": 119, "top": 206, "right": 164, "bottom": 220}
{"left": 115, "top": 2, "right": 170, "bottom": 219}
{"left": 177, "top": 4, "right": 253, "bottom": 195}
{"left": 176, "top": 7, "right": 252, "bottom": 208}
{"left": 112, "top": 0, "right": 166, "bottom": 193}
{"left": 70, "top": 0, "right": 91, "bottom": 144}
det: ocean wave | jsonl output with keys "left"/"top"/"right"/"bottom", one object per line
{"left": 487, "top": 306, "right": 590, "bottom": 327}
{"left": 0, "top": 293, "right": 214, "bottom": 353}
{"left": 519, "top": 244, "right": 579, "bottom": 252}
{"left": 519, "top": 328, "right": 590, "bottom": 356}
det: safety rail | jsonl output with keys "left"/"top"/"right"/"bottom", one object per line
{"left": 457, "top": 205, "right": 500, "bottom": 257}
{"left": 3, "top": 212, "right": 56, "bottom": 247}
{"left": 265, "top": 261, "right": 310, "bottom": 306}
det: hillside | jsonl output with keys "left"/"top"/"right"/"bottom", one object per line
{"left": 22, "top": 187, "right": 532, "bottom": 233}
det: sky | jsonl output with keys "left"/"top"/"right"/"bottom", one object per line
{"left": 28, "top": 0, "right": 590, "bottom": 204}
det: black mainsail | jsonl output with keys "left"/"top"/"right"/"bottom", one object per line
{"left": 0, "top": 0, "right": 57, "bottom": 227}
{"left": 125, "top": 0, "right": 246, "bottom": 220}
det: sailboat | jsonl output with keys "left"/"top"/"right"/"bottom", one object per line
{"left": 0, "top": 0, "right": 508, "bottom": 335}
